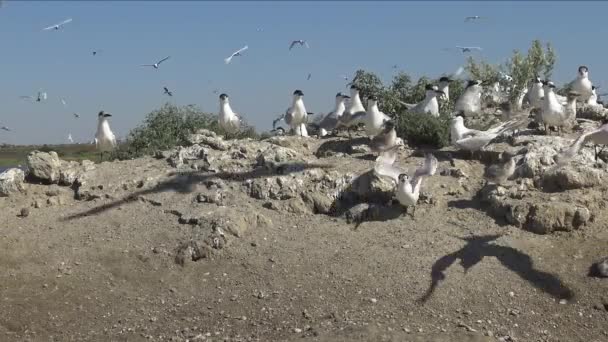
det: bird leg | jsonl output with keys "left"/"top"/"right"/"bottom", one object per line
{"left": 409, "top": 206, "right": 417, "bottom": 219}
{"left": 99, "top": 152, "right": 104, "bottom": 163}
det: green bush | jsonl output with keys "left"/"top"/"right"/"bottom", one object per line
{"left": 116, "top": 103, "right": 258, "bottom": 159}
{"left": 395, "top": 111, "right": 451, "bottom": 148}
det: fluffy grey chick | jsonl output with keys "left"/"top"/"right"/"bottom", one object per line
{"left": 484, "top": 152, "right": 516, "bottom": 185}
{"left": 589, "top": 257, "right": 608, "bottom": 278}
{"left": 369, "top": 120, "right": 397, "bottom": 154}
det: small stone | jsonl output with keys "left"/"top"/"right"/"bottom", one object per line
{"left": 293, "top": 328, "right": 302, "bottom": 333}
{"left": 19, "top": 208, "right": 30, "bottom": 218}
{"left": 370, "top": 298, "right": 377, "bottom": 304}
{"left": 559, "top": 299, "right": 568, "bottom": 305}
{"left": 508, "top": 291, "right": 515, "bottom": 297}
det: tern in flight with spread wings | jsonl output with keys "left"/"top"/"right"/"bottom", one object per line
{"left": 141, "top": 56, "right": 171, "bottom": 69}
{"left": 289, "top": 40, "right": 309, "bottom": 50}
{"left": 464, "top": 15, "right": 485, "bottom": 22}
{"left": 224, "top": 45, "right": 248, "bottom": 64}
{"left": 43, "top": 18, "right": 73, "bottom": 31}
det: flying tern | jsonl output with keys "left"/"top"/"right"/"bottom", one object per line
{"left": 224, "top": 45, "right": 248, "bottom": 64}
{"left": 163, "top": 86, "right": 173, "bottom": 97}
{"left": 1, "top": 126, "right": 11, "bottom": 132}
{"left": 289, "top": 40, "right": 309, "bottom": 50}
{"left": 73, "top": 113, "right": 80, "bottom": 119}
{"left": 453, "top": 46, "right": 483, "bottom": 53}
{"left": 464, "top": 16, "right": 484, "bottom": 22}
{"left": 141, "top": 56, "right": 171, "bottom": 69}
{"left": 374, "top": 152, "right": 438, "bottom": 217}
{"left": 307, "top": 73, "right": 312, "bottom": 81}
{"left": 42, "top": 18, "right": 72, "bottom": 31}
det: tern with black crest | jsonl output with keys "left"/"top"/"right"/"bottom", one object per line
{"left": 285, "top": 90, "right": 309, "bottom": 137}
{"left": 95, "top": 111, "right": 117, "bottom": 162}
{"left": 42, "top": 18, "right": 72, "bottom": 31}
{"left": 218, "top": 93, "right": 242, "bottom": 139}
{"left": 571, "top": 66, "right": 593, "bottom": 102}
{"left": 455, "top": 80, "right": 483, "bottom": 116}
{"left": 405, "top": 84, "right": 444, "bottom": 117}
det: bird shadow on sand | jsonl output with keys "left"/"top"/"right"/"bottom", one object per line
{"left": 447, "top": 194, "right": 512, "bottom": 228}
{"left": 417, "top": 234, "right": 575, "bottom": 304}
{"left": 316, "top": 137, "right": 370, "bottom": 158}
{"left": 61, "top": 161, "right": 335, "bottom": 221}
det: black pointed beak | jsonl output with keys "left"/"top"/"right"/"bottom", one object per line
{"left": 342, "top": 95, "right": 351, "bottom": 99}
{"left": 104, "top": 113, "right": 112, "bottom": 117}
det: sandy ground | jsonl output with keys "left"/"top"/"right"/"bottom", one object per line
{"left": 0, "top": 135, "right": 607, "bottom": 342}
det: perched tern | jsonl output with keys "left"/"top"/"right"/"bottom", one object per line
{"left": 361, "top": 96, "right": 392, "bottom": 136}
{"left": 218, "top": 93, "right": 242, "bottom": 139}
{"left": 285, "top": 90, "right": 309, "bottom": 137}
{"left": 454, "top": 80, "right": 483, "bottom": 116}
{"left": 42, "top": 18, "right": 72, "bottom": 31}
{"left": 224, "top": 45, "right": 248, "bottom": 64}
{"left": 524, "top": 77, "right": 545, "bottom": 109}
{"left": 405, "top": 84, "right": 444, "bottom": 117}
{"left": 437, "top": 77, "right": 453, "bottom": 101}
{"left": 374, "top": 152, "right": 438, "bottom": 217}
{"left": 163, "top": 86, "right": 173, "bottom": 97}
{"left": 94, "top": 111, "right": 117, "bottom": 162}
{"left": 338, "top": 85, "right": 367, "bottom": 137}
{"left": 310, "top": 92, "right": 350, "bottom": 137}
{"left": 540, "top": 81, "right": 572, "bottom": 134}
{"left": 289, "top": 40, "right": 309, "bottom": 50}
{"left": 451, "top": 114, "right": 519, "bottom": 157}
{"left": 570, "top": 65, "right": 593, "bottom": 103}
{"left": 141, "top": 56, "right": 171, "bottom": 69}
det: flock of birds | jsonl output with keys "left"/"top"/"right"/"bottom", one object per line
{"left": 212, "top": 62, "right": 608, "bottom": 215}
{"left": 2, "top": 13, "right": 608, "bottom": 217}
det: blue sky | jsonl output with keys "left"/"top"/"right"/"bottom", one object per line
{"left": 0, "top": 1, "right": 607, "bottom": 145}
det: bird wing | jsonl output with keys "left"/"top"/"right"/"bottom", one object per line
{"left": 42, "top": 25, "right": 56, "bottom": 31}
{"left": 20, "top": 95, "right": 33, "bottom": 100}
{"left": 141, "top": 64, "right": 155, "bottom": 67}
{"left": 236, "top": 45, "right": 248, "bottom": 55}
{"left": 374, "top": 151, "right": 403, "bottom": 184}
{"left": 61, "top": 98, "right": 67, "bottom": 106}
{"left": 304, "top": 41, "right": 310, "bottom": 48}
{"left": 58, "top": 18, "right": 72, "bottom": 26}
{"left": 272, "top": 114, "right": 285, "bottom": 130}
{"left": 224, "top": 56, "right": 233, "bottom": 64}
{"left": 289, "top": 41, "right": 297, "bottom": 50}
{"left": 41, "top": 92, "right": 47, "bottom": 100}
{"left": 411, "top": 154, "right": 438, "bottom": 186}
{"left": 157, "top": 56, "right": 170, "bottom": 65}
{"left": 556, "top": 126, "right": 606, "bottom": 165}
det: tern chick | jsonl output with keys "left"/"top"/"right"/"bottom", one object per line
{"left": 484, "top": 152, "right": 516, "bottom": 185}
{"left": 369, "top": 120, "right": 397, "bottom": 154}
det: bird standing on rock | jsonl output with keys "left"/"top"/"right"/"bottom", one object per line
{"left": 405, "top": 84, "right": 444, "bottom": 117}
{"left": 285, "top": 90, "right": 309, "bottom": 137}
{"left": 455, "top": 80, "right": 483, "bottom": 117}
{"left": 570, "top": 65, "right": 593, "bottom": 103}
{"left": 218, "top": 93, "right": 242, "bottom": 139}
{"left": 95, "top": 111, "right": 116, "bottom": 162}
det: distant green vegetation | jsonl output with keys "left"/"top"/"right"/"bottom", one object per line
{"left": 0, "top": 143, "right": 101, "bottom": 167}
{"left": 115, "top": 103, "right": 258, "bottom": 160}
